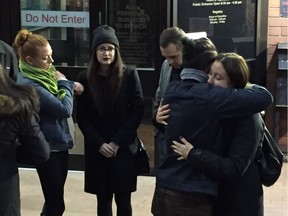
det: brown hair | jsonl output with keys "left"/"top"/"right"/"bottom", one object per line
{"left": 13, "top": 29, "right": 48, "bottom": 61}
{"left": 159, "top": 27, "right": 186, "bottom": 51}
{"left": 87, "top": 47, "right": 124, "bottom": 114}
{"left": 215, "top": 53, "right": 250, "bottom": 88}
{"left": 0, "top": 64, "right": 39, "bottom": 120}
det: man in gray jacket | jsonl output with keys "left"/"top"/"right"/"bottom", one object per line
{"left": 152, "top": 27, "right": 186, "bottom": 167}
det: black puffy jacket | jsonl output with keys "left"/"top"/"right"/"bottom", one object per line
{"left": 0, "top": 94, "right": 50, "bottom": 182}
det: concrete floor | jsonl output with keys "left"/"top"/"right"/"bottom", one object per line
{"left": 20, "top": 163, "right": 288, "bottom": 216}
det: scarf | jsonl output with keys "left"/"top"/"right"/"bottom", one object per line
{"left": 180, "top": 68, "right": 208, "bottom": 82}
{"left": 19, "top": 60, "right": 66, "bottom": 100}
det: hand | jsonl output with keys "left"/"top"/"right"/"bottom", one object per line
{"left": 156, "top": 99, "right": 171, "bottom": 125}
{"left": 74, "top": 82, "right": 84, "bottom": 95}
{"left": 55, "top": 71, "right": 67, "bottom": 81}
{"left": 99, "top": 143, "right": 116, "bottom": 158}
{"left": 171, "top": 137, "right": 194, "bottom": 160}
{"left": 109, "top": 142, "right": 119, "bottom": 157}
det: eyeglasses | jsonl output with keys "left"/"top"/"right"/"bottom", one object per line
{"left": 97, "top": 47, "right": 116, "bottom": 54}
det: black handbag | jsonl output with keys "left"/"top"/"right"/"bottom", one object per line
{"left": 136, "top": 138, "right": 151, "bottom": 175}
{"left": 257, "top": 127, "right": 284, "bottom": 187}
{"left": 129, "top": 137, "right": 151, "bottom": 175}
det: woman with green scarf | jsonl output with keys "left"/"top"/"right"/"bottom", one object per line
{"left": 14, "top": 29, "right": 77, "bottom": 216}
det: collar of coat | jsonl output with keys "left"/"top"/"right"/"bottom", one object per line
{"left": 0, "top": 94, "right": 19, "bottom": 115}
{"left": 180, "top": 68, "right": 208, "bottom": 83}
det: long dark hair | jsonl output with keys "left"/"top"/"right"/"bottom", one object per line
{"left": 0, "top": 64, "right": 39, "bottom": 121}
{"left": 87, "top": 47, "right": 125, "bottom": 114}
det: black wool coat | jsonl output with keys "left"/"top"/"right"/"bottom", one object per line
{"left": 188, "top": 114, "right": 264, "bottom": 216}
{"left": 76, "top": 67, "right": 144, "bottom": 195}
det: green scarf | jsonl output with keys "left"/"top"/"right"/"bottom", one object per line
{"left": 19, "top": 60, "right": 66, "bottom": 100}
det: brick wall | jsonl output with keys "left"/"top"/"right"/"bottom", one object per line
{"left": 266, "top": 0, "right": 287, "bottom": 152}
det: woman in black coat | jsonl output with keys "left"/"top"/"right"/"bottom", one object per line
{"left": 0, "top": 64, "right": 49, "bottom": 216}
{"left": 76, "top": 25, "right": 144, "bottom": 216}
{"left": 172, "top": 53, "right": 265, "bottom": 216}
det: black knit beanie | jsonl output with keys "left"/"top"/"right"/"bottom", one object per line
{"left": 92, "top": 25, "right": 119, "bottom": 51}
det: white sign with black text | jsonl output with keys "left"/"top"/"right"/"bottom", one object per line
{"left": 21, "top": 10, "right": 89, "bottom": 28}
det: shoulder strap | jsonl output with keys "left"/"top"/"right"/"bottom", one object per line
{"left": 263, "top": 126, "right": 284, "bottom": 165}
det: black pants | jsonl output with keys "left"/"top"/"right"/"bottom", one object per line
{"left": 96, "top": 192, "right": 132, "bottom": 216}
{"left": 37, "top": 150, "right": 68, "bottom": 216}
{"left": 0, "top": 174, "right": 20, "bottom": 216}
{"left": 151, "top": 186, "right": 214, "bottom": 216}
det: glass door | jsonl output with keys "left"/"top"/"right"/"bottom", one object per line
{"left": 21, "top": 0, "right": 90, "bottom": 67}
{"left": 18, "top": 0, "right": 167, "bottom": 172}
{"left": 20, "top": 0, "right": 92, "bottom": 170}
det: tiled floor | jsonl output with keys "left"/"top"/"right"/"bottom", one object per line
{"left": 20, "top": 162, "right": 288, "bottom": 216}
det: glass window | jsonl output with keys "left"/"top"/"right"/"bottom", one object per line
{"left": 20, "top": 0, "right": 90, "bottom": 66}
{"left": 107, "top": 0, "right": 157, "bottom": 69}
{"left": 175, "top": 0, "right": 256, "bottom": 59}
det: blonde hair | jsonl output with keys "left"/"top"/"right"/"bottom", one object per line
{"left": 13, "top": 29, "right": 48, "bottom": 60}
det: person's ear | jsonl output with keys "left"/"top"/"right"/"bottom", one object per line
{"left": 25, "top": 56, "right": 33, "bottom": 65}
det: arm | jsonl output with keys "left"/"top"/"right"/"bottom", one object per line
{"left": 73, "top": 81, "right": 84, "bottom": 95}
{"left": 76, "top": 71, "right": 106, "bottom": 149}
{"left": 0, "top": 40, "right": 19, "bottom": 80}
{"left": 152, "top": 100, "right": 171, "bottom": 135}
{"left": 152, "top": 60, "right": 172, "bottom": 117}
{"left": 173, "top": 114, "right": 264, "bottom": 179}
{"left": 155, "top": 99, "right": 170, "bottom": 126}
{"left": 152, "top": 60, "right": 171, "bottom": 132}
{"left": 9, "top": 46, "right": 19, "bottom": 81}
{"left": 112, "top": 68, "right": 144, "bottom": 146}
{"left": 195, "top": 83, "right": 273, "bottom": 118}
{"left": 153, "top": 61, "right": 166, "bottom": 117}
{"left": 35, "top": 79, "right": 74, "bottom": 119}
{"left": 218, "top": 84, "right": 273, "bottom": 117}
{"left": 16, "top": 114, "right": 50, "bottom": 165}
{"left": 55, "top": 70, "right": 84, "bottom": 95}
